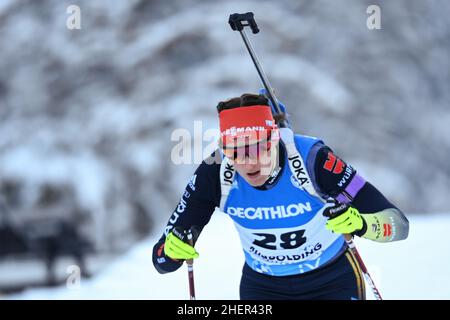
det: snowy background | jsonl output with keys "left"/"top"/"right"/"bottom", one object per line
{"left": 0, "top": 0, "right": 449, "bottom": 299}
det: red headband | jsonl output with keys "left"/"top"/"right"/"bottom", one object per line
{"left": 219, "top": 105, "right": 276, "bottom": 147}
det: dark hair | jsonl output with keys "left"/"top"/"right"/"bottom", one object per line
{"left": 216, "top": 93, "right": 286, "bottom": 124}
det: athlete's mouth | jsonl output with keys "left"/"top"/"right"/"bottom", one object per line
{"left": 247, "top": 170, "right": 260, "bottom": 178}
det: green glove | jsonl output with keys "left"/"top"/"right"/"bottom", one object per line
{"left": 164, "top": 227, "right": 199, "bottom": 260}
{"left": 323, "top": 202, "right": 364, "bottom": 235}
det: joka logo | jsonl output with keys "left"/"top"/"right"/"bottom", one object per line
{"left": 323, "top": 152, "right": 344, "bottom": 174}
{"left": 288, "top": 154, "right": 309, "bottom": 187}
{"left": 223, "top": 163, "right": 234, "bottom": 185}
{"left": 383, "top": 224, "right": 392, "bottom": 237}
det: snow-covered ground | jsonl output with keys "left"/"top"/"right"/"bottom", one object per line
{"left": 5, "top": 212, "right": 450, "bottom": 300}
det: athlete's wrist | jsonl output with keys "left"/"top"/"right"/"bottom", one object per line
{"left": 353, "top": 216, "right": 367, "bottom": 237}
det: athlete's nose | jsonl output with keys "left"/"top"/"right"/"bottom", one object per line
{"left": 243, "top": 161, "right": 260, "bottom": 172}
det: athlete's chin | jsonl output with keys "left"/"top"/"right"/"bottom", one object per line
{"left": 244, "top": 174, "right": 269, "bottom": 187}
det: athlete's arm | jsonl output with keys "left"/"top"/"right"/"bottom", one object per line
{"left": 311, "top": 144, "right": 409, "bottom": 242}
{"left": 152, "top": 151, "right": 222, "bottom": 274}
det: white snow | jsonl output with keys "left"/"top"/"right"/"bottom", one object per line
{"left": 6, "top": 212, "right": 450, "bottom": 300}
{"left": 0, "top": 146, "right": 110, "bottom": 211}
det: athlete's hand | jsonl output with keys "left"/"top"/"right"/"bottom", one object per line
{"left": 323, "top": 202, "right": 364, "bottom": 235}
{"left": 164, "top": 227, "right": 199, "bottom": 260}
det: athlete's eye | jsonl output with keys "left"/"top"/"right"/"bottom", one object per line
{"left": 223, "top": 133, "right": 274, "bottom": 161}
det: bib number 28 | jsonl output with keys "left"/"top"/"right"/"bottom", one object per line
{"left": 252, "top": 229, "right": 306, "bottom": 250}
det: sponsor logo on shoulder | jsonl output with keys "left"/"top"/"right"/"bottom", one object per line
{"left": 323, "top": 152, "right": 345, "bottom": 174}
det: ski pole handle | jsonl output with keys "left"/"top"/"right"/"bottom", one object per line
{"left": 229, "top": 12, "right": 259, "bottom": 33}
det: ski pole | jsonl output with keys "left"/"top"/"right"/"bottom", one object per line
{"left": 344, "top": 234, "right": 383, "bottom": 300}
{"left": 228, "top": 12, "right": 382, "bottom": 300}
{"left": 228, "top": 12, "right": 288, "bottom": 128}
{"left": 186, "top": 230, "right": 196, "bottom": 300}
